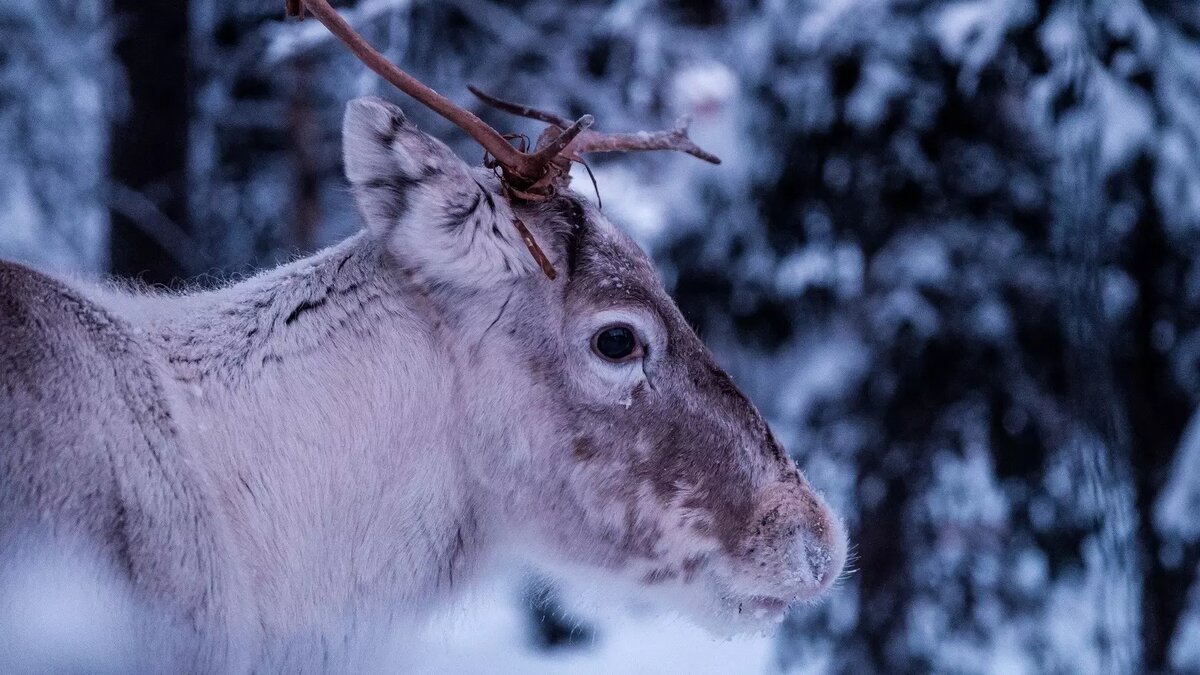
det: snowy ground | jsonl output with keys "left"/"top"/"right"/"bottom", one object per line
{"left": 0, "top": 554, "right": 779, "bottom": 673}
{"left": 392, "top": 580, "right": 777, "bottom": 674}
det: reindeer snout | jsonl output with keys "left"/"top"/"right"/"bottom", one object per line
{"left": 788, "top": 508, "right": 842, "bottom": 591}
{"left": 741, "top": 481, "right": 846, "bottom": 600}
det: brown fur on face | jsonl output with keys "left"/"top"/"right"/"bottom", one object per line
{"left": 486, "top": 197, "right": 847, "bottom": 627}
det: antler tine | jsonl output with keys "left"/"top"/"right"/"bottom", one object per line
{"left": 528, "top": 114, "right": 594, "bottom": 166}
{"left": 570, "top": 116, "right": 721, "bottom": 165}
{"left": 470, "top": 86, "right": 722, "bottom": 165}
{"left": 467, "top": 86, "right": 574, "bottom": 129}
{"left": 464, "top": 88, "right": 597, "bottom": 184}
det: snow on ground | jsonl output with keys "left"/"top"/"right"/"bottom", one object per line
{"left": 392, "top": 578, "right": 777, "bottom": 674}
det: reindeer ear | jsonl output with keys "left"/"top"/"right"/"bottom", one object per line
{"left": 342, "top": 96, "right": 539, "bottom": 285}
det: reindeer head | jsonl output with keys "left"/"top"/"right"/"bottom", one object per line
{"left": 296, "top": 0, "right": 844, "bottom": 631}
{"left": 342, "top": 97, "right": 845, "bottom": 630}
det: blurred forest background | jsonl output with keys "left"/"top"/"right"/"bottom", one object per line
{"left": 4, "top": 0, "right": 1200, "bottom": 672}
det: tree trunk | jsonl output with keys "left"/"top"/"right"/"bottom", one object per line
{"left": 108, "top": 0, "right": 191, "bottom": 283}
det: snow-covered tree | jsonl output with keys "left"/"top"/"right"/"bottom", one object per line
{"left": 0, "top": 0, "right": 113, "bottom": 272}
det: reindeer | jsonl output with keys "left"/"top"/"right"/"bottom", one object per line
{"left": 0, "top": 1, "right": 845, "bottom": 670}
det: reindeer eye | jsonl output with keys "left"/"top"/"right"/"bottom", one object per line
{"left": 593, "top": 325, "right": 639, "bottom": 362}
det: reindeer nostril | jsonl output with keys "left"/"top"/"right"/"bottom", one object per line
{"left": 792, "top": 531, "right": 833, "bottom": 586}
{"left": 808, "top": 540, "right": 834, "bottom": 583}
{"left": 783, "top": 508, "right": 845, "bottom": 591}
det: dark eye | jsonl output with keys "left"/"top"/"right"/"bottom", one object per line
{"left": 593, "top": 325, "right": 639, "bottom": 362}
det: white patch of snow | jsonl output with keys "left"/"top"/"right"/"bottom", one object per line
{"left": 0, "top": 545, "right": 141, "bottom": 673}
{"left": 391, "top": 577, "right": 777, "bottom": 674}
{"left": 1155, "top": 405, "right": 1200, "bottom": 541}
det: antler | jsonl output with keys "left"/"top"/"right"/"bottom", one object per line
{"left": 284, "top": 0, "right": 722, "bottom": 279}
{"left": 287, "top": 0, "right": 596, "bottom": 192}
{"left": 467, "top": 87, "right": 721, "bottom": 166}
{"left": 286, "top": 0, "right": 720, "bottom": 187}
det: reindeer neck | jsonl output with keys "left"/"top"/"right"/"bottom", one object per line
{"left": 137, "top": 232, "right": 485, "bottom": 631}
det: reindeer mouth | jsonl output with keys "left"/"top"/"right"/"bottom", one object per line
{"left": 741, "top": 595, "right": 789, "bottom": 613}
{"left": 731, "top": 594, "right": 791, "bottom": 621}
{"left": 712, "top": 582, "right": 796, "bottom": 624}
{"left": 709, "top": 566, "right": 830, "bottom": 626}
